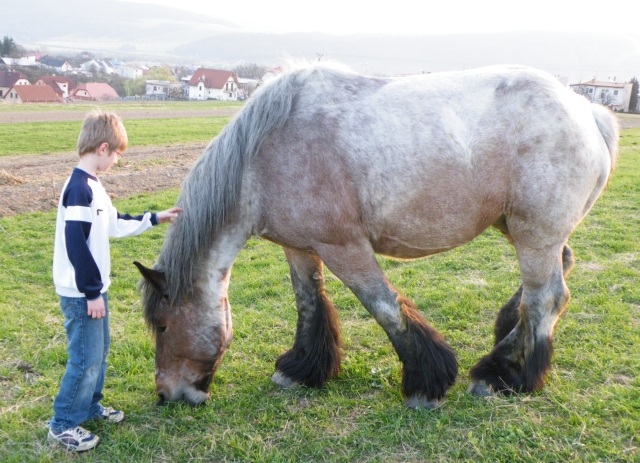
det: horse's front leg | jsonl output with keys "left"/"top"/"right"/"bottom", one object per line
{"left": 469, "top": 244, "right": 570, "bottom": 396}
{"left": 316, "top": 242, "right": 458, "bottom": 409}
{"left": 272, "top": 247, "right": 342, "bottom": 389}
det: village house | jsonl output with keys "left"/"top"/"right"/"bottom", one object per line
{"left": 0, "top": 70, "right": 30, "bottom": 98}
{"left": 37, "top": 56, "right": 73, "bottom": 73}
{"left": 80, "top": 59, "right": 114, "bottom": 75}
{"left": 35, "top": 76, "right": 76, "bottom": 99}
{"left": 3, "top": 84, "right": 61, "bottom": 103}
{"left": 146, "top": 80, "right": 186, "bottom": 99}
{"left": 570, "top": 79, "right": 634, "bottom": 112}
{"left": 72, "top": 82, "right": 119, "bottom": 101}
{"left": 188, "top": 68, "right": 239, "bottom": 101}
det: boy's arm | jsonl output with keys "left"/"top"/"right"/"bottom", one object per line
{"left": 65, "top": 220, "right": 103, "bottom": 300}
{"left": 62, "top": 181, "right": 104, "bottom": 301}
{"left": 110, "top": 207, "right": 182, "bottom": 237}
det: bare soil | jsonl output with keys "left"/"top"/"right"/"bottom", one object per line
{"left": 0, "top": 107, "right": 238, "bottom": 217}
{"left": 1, "top": 109, "right": 638, "bottom": 218}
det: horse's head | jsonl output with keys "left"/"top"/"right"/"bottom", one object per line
{"left": 134, "top": 261, "right": 233, "bottom": 406}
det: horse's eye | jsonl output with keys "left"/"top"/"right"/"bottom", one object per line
{"left": 156, "top": 326, "right": 167, "bottom": 333}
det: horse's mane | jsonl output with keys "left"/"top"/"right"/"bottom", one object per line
{"left": 142, "top": 65, "right": 337, "bottom": 313}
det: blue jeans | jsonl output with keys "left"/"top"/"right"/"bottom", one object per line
{"left": 50, "top": 293, "right": 110, "bottom": 432}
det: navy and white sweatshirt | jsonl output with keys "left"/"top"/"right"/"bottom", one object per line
{"left": 53, "top": 168, "right": 158, "bottom": 300}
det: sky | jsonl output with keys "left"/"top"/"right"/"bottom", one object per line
{"left": 127, "top": 0, "right": 640, "bottom": 36}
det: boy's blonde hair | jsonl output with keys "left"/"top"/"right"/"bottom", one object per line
{"left": 77, "top": 110, "right": 128, "bottom": 156}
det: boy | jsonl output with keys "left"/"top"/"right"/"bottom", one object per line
{"left": 49, "top": 110, "right": 182, "bottom": 452}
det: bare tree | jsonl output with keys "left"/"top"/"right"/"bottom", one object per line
{"left": 233, "top": 63, "right": 269, "bottom": 80}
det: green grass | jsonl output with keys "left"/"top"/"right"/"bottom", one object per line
{"left": 0, "top": 117, "right": 232, "bottom": 156}
{"left": 0, "top": 100, "right": 244, "bottom": 113}
{"left": 0, "top": 131, "right": 638, "bottom": 462}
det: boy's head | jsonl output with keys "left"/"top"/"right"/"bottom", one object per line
{"left": 77, "top": 110, "right": 128, "bottom": 157}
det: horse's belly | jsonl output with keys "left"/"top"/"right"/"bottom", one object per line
{"left": 372, "top": 227, "right": 482, "bottom": 259}
{"left": 368, "top": 190, "right": 504, "bottom": 259}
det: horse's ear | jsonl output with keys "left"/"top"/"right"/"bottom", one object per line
{"left": 133, "top": 261, "right": 166, "bottom": 292}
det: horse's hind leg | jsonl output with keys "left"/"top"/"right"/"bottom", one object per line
{"left": 494, "top": 244, "right": 575, "bottom": 344}
{"left": 316, "top": 243, "right": 458, "bottom": 409}
{"left": 272, "top": 247, "right": 342, "bottom": 389}
{"left": 469, "top": 243, "right": 570, "bottom": 396}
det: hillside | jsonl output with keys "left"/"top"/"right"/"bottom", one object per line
{"left": 3, "top": 0, "right": 640, "bottom": 82}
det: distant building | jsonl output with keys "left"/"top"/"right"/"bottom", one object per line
{"left": 38, "top": 56, "right": 73, "bottom": 73}
{"left": 3, "top": 84, "right": 61, "bottom": 103}
{"left": 570, "top": 79, "right": 634, "bottom": 112}
{"left": 0, "top": 71, "right": 30, "bottom": 98}
{"left": 35, "top": 76, "right": 76, "bottom": 99}
{"left": 145, "top": 80, "right": 186, "bottom": 99}
{"left": 72, "top": 82, "right": 119, "bottom": 101}
{"left": 80, "top": 59, "right": 114, "bottom": 75}
{"left": 188, "top": 68, "right": 239, "bottom": 101}
{"left": 0, "top": 56, "right": 37, "bottom": 67}
{"left": 116, "top": 66, "right": 145, "bottom": 79}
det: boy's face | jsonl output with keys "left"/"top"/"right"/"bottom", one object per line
{"left": 97, "top": 142, "right": 123, "bottom": 173}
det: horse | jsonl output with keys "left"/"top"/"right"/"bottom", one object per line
{"left": 134, "top": 63, "right": 618, "bottom": 409}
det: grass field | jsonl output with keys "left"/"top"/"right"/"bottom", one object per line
{"left": 0, "top": 117, "right": 232, "bottom": 156}
{"left": 0, "top": 100, "right": 243, "bottom": 113}
{"left": 0, "top": 121, "right": 638, "bottom": 462}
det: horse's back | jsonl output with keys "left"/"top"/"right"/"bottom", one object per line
{"left": 252, "top": 65, "right": 616, "bottom": 258}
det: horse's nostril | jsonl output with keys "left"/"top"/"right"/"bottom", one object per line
{"left": 156, "top": 392, "right": 167, "bottom": 406}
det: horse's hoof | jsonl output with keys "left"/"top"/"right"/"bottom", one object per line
{"left": 271, "top": 371, "right": 301, "bottom": 389}
{"left": 405, "top": 394, "right": 445, "bottom": 410}
{"left": 467, "top": 380, "right": 495, "bottom": 397}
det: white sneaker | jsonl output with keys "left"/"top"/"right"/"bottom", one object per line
{"left": 98, "top": 406, "right": 125, "bottom": 423}
{"left": 48, "top": 426, "right": 100, "bottom": 452}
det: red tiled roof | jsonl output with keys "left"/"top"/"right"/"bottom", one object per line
{"left": 188, "top": 68, "right": 238, "bottom": 89}
{"left": 36, "top": 76, "right": 77, "bottom": 95}
{"left": 0, "top": 71, "right": 29, "bottom": 87}
{"left": 6, "top": 85, "right": 61, "bottom": 102}
{"left": 72, "top": 82, "right": 119, "bottom": 100}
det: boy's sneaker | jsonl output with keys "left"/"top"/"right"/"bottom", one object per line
{"left": 98, "top": 406, "right": 125, "bottom": 423}
{"left": 48, "top": 426, "right": 100, "bottom": 452}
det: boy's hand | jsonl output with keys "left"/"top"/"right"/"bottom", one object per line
{"left": 157, "top": 207, "right": 183, "bottom": 224}
{"left": 87, "top": 297, "right": 106, "bottom": 319}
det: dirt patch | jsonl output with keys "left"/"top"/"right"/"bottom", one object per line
{"left": 0, "top": 143, "right": 207, "bottom": 217}
{"left": 0, "top": 106, "right": 240, "bottom": 217}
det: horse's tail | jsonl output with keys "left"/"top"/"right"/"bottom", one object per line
{"left": 591, "top": 103, "right": 619, "bottom": 173}
{"left": 159, "top": 71, "right": 301, "bottom": 302}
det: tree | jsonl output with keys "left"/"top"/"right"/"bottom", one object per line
{"left": 630, "top": 77, "right": 639, "bottom": 113}
{"left": 124, "top": 77, "right": 146, "bottom": 97}
{"left": 1, "top": 36, "right": 18, "bottom": 57}
{"left": 233, "top": 63, "right": 269, "bottom": 80}
{"left": 146, "top": 66, "right": 176, "bottom": 81}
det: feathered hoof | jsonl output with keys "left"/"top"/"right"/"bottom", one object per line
{"left": 405, "top": 394, "right": 446, "bottom": 410}
{"left": 467, "top": 380, "right": 496, "bottom": 397}
{"left": 271, "top": 370, "right": 302, "bottom": 389}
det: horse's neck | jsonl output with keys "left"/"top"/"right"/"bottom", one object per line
{"left": 198, "top": 227, "right": 248, "bottom": 298}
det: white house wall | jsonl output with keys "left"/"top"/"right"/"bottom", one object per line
{"left": 188, "top": 78, "right": 238, "bottom": 101}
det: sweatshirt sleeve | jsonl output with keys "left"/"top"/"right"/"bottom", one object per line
{"left": 64, "top": 183, "right": 103, "bottom": 300}
{"left": 108, "top": 210, "right": 157, "bottom": 238}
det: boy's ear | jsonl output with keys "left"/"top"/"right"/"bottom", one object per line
{"left": 99, "top": 142, "right": 109, "bottom": 153}
{"left": 133, "top": 261, "right": 166, "bottom": 292}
